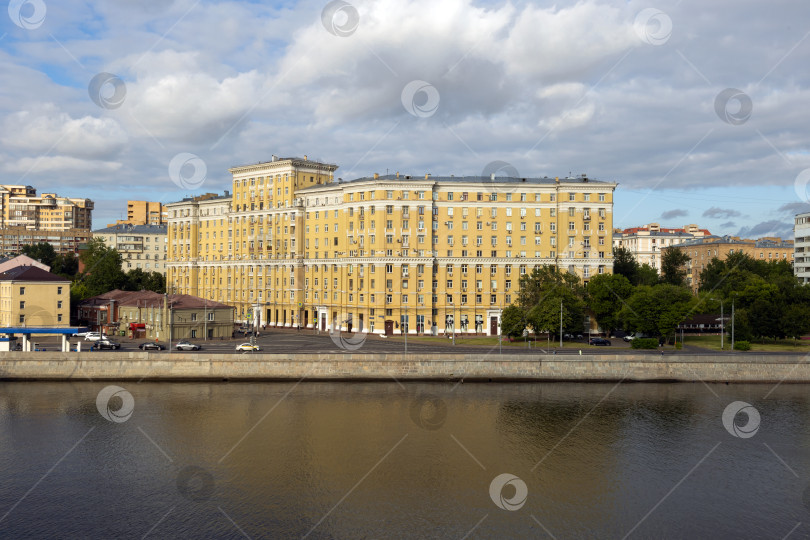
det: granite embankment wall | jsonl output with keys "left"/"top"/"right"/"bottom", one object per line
{"left": 0, "top": 352, "right": 808, "bottom": 382}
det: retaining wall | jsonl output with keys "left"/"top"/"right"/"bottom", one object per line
{"left": 0, "top": 352, "right": 808, "bottom": 382}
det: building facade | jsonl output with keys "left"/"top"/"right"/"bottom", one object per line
{"left": 0, "top": 184, "right": 93, "bottom": 230}
{"left": 108, "top": 201, "right": 166, "bottom": 227}
{"left": 166, "top": 156, "right": 616, "bottom": 336}
{"left": 794, "top": 212, "right": 810, "bottom": 284}
{"left": 92, "top": 224, "right": 168, "bottom": 275}
{"left": 0, "top": 227, "right": 92, "bottom": 257}
{"left": 664, "top": 235, "right": 795, "bottom": 293}
{"left": 613, "top": 223, "right": 710, "bottom": 270}
{"left": 78, "top": 289, "right": 234, "bottom": 340}
{"left": 0, "top": 266, "right": 71, "bottom": 329}
{"left": 0, "top": 184, "right": 93, "bottom": 257}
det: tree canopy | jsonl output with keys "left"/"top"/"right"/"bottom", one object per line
{"left": 660, "top": 247, "right": 689, "bottom": 286}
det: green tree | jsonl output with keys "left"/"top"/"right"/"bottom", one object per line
{"left": 515, "top": 265, "right": 585, "bottom": 339}
{"left": 780, "top": 304, "right": 810, "bottom": 340}
{"left": 21, "top": 242, "right": 57, "bottom": 267}
{"left": 612, "top": 246, "right": 638, "bottom": 284}
{"left": 586, "top": 273, "right": 633, "bottom": 336}
{"left": 74, "top": 238, "right": 127, "bottom": 299}
{"left": 620, "top": 284, "right": 694, "bottom": 343}
{"left": 51, "top": 253, "right": 78, "bottom": 279}
{"left": 526, "top": 286, "right": 584, "bottom": 339}
{"left": 748, "top": 296, "right": 784, "bottom": 339}
{"left": 731, "top": 308, "right": 754, "bottom": 342}
{"left": 636, "top": 263, "right": 659, "bottom": 286}
{"left": 660, "top": 247, "right": 690, "bottom": 286}
{"left": 500, "top": 305, "right": 526, "bottom": 338}
{"left": 123, "top": 268, "right": 165, "bottom": 292}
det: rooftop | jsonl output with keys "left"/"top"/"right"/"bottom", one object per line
{"left": 79, "top": 289, "right": 232, "bottom": 310}
{"left": 298, "top": 173, "right": 614, "bottom": 192}
{"left": 0, "top": 265, "right": 70, "bottom": 283}
{"left": 93, "top": 224, "right": 167, "bottom": 234}
{"left": 673, "top": 235, "right": 794, "bottom": 248}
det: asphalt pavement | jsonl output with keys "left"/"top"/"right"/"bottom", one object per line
{"left": 9, "top": 328, "right": 802, "bottom": 356}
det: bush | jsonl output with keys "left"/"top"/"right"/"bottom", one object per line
{"left": 734, "top": 341, "right": 751, "bottom": 351}
{"left": 631, "top": 338, "right": 659, "bottom": 349}
{"left": 674, "top": 342, "right": 682, "bottom": 350}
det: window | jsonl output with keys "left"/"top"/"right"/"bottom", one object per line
{"left": 57, "top": 301, "right": 63, "bottom": 309}
{"left": 19, "top": 287, "right": 25, "bottom": 295}
{"left": 57, "top": 286, "right": 63, "bottom": 294}
{"left": 19, "top": 301, "right": 25, "bottom": 309}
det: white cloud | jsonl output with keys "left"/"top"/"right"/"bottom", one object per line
{"left": 118, "top": 51, "right": 265, "bottom": 142}
{"left": 1, "top": 104, "right": 128, "bottom": 159}
{"left": 3, "top": 155, "right": 123, "bottom": 174}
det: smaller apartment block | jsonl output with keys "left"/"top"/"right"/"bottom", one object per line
{"left": 665, "top": 235, "right": 794, "bottom": 293}
{"left": 93, "top": 224, "right": 168, "bottom": 275}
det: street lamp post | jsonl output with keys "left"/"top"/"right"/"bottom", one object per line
{"left": 731, "top": 296, "right": 735, "bottom": 351}
{"left": 710, "top": 297, "right": 724, "bottom": 350}
{"left": 559, "top": 299, "right": 563, "bottom": 348}
{"left": 403, "top": 300, "right": 407, "bottom": 354}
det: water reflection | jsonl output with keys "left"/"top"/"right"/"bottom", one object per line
{"left": 0, "top": 382, "right": 809, "bottom": 538}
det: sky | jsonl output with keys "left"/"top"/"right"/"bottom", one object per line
{"left": 1, "top": 0, "right": 809, "bottom": 238}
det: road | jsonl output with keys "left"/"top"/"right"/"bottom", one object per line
{"left": 11, "top": 328, "right": 805, "bottom": 356}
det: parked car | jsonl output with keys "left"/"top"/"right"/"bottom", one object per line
{"left": 589, "top": 337, "right": 611, "bottom": 346}
{"left": 623, "top": 333, "right": 636, "bottom": 342}
{"left": 175, "top": 340, "right": 201, "bottom": 351}
{"left": 95, "top": 339, "right": 121, "bottom": 350}
{"left": 84, "top": 332, "right": 106, "bottom": 342}
{"left": 71, "top": 330, "right": 90, "bottom": 338}
{"left": 139, "top": 342, "right": 164, "bottom": 351}
{"left": 235, "top": 343, "right": 261, "bottom": 352}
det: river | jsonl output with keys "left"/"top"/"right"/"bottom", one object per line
{"left": 0, "top": 381, "right": 808, "bottom": 538}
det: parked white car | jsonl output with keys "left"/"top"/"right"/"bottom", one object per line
{"left": 175, "top": 340, "right": 201, "bottom": 351}
{"left": 84, "top": 332, "right": 106, "bottom": 342}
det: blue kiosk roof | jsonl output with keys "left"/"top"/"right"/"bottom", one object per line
{"left": 0, "top": 327, "right": 89, "bottom": 335}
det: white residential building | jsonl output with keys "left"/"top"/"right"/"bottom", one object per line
{"left": 613, "top": 223, "right": 710, "bottom": 269}
{"left": 794, "top": 212, "right": 810, "bottom": 283}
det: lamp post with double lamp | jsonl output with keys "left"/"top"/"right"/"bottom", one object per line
{"left": 710, "top": 297, "right": 725, "bottom": 350}
{"left": 731, "top": 294, "right": 736, "bottom": 351}
{"left": 401, "top": 296, "right": 408, "bottom": 354}
{"left": 163, "top": 292, "right": 174, "bottom": 352}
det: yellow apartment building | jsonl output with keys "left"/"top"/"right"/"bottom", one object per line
{"left": 0, "top": 184, "right": 93, "bottom": 230}
{"left": 166, "top": 156, "right": 616, "bottom": 336}
{"left": 108, "top": 200, "right": 166, "bottom": 227}
{"left": 0, "top": 265, "right": 71, "bottom": 330}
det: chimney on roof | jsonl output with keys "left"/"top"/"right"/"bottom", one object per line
{"left": 374, "top": 173, "right": 379, "bottom": 179}
{"left": 396, "top": 172, "right": 400, "bottom": 179}
{"left": 304, "top": 155, "right": 308, "bottom": 161}
{"left": 272, "top": 155, "right": 277, "bottom": 161}
{"left": 490, "top": 173, "right": 495, "bottom": 181}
